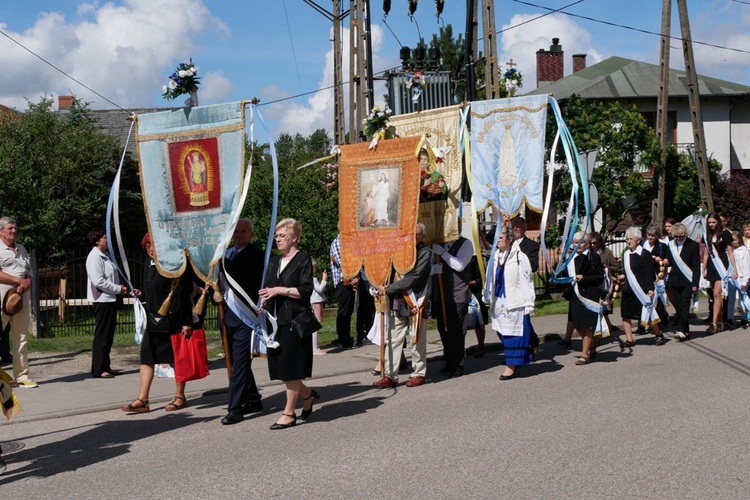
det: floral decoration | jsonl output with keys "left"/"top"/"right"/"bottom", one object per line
{"left": 405, "top": 71, "right": 428, "bottom": 103}
{"left": 500, "top": 67, "right": 523, "bottom": 96}
{"left": 162, "top": 59, "right": 200, "bottom": 101}
{"left": 362, "top": 105, "right": 393, "bottom": 150}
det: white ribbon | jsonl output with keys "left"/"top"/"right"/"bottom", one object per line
{"left": 623, "top": 251, "right": 660, "bottom": 327}
{"left": 566, "top": 259, "right": 609, "bottom": 337}
{"left": 668, "top": 239, "right": 693, "bottom": 284}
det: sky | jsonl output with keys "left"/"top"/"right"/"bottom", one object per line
{"left": 2, "top": 0, "right": 750, "bottom": 139}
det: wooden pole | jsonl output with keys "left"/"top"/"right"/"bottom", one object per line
{"left": 652, "top": 0, "right": 671, "bottom": 227}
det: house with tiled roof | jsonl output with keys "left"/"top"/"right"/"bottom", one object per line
{"left": 525, "top": 45, "right": 750, "bottom": 173}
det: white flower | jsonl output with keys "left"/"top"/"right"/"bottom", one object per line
{"left": 178, "top": 70, "right": 188, "bottom": 78}
{"left": 190, "top": 66, "right": 197, "bottom": 74}
{"left": 162, "top": 85, "right": 168, "bottom": 92}
{"left": 385, "top": 107, "right": 392, "bottom": 115}
{"left": 372, "top": 105, "right": 380, "bottom": 112}
{"left": 169, "top": 80, "right": 177, "bottom": 89}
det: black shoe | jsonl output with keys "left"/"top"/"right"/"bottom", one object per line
{"left": 499, "top": 372, "right": 516, "bottom": 381}
{"left": 438, "top": 365, "right": 451, "bottom": 374}
{"left": 557, "top": 340, "right": 572, "bottom": 347}
{"left": 221, "top": 411, "right": 244, "bottom": 425}
{"left": 241, "top": 401, "right": 263, "bottom": 415}
{"left": 300, "top": 389, "right": 320, "bottom": 421}
{"left": 449, "top": 366, "right": 464, "bottom": 378}
{"left": 337, "top": 343, "right": 354, "bottom": 350}
{"left": 724, "top": 321, "right": 735, "bottom": 331}
{"left": 270, "top": 413, "right": 297, "bottom": 430}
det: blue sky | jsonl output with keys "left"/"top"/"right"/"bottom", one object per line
{"left": 2, "top": 0, "right": 749, "bottom": 137}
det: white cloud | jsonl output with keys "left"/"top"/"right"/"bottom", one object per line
{"left": 499, "top": 13, "right": 602, "bottom": 91}
{"left": 199, "top": 72, "right": 232, "bottom": 102}
{"left": 0, "top": 0, "right": 227, "bottom": 110}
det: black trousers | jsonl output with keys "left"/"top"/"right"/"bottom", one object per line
{"left": 435, "top": 301, "right": 468, "bottom": 371}
{"left": 0, "top": 321, "right": 10, "bottom": 359}
{"left": 91, "top": 301, "right": 117, "bottom": 377}
{"left": 335, "top": 282, "right": 356, "bottom": 347}
{"left": 226, "top": 324, "right": 261, "bottom": 412}
{"left": 671, "top": 285, "right": 693, "bottom": 334}
{"left": 356, "top": 279, "right": 375, "bottom": 344}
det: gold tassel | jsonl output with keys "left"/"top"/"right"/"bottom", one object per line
{"left": 193, "top": 287, "right": 209, "bottom": 315}
{"left": 157, "top": 278, "right": 179, "bottom": 316}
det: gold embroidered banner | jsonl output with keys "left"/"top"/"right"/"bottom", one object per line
{"left": 338, "top": 136, "right": 423, "bottom": 286}
{"left": 389, "top": 105, "right": 462, "bottom": 244}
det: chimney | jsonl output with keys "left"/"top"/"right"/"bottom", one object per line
{"left": 536, "top": 38, "right": 564, "bottom": 88}
{"left": 58, "top": 95, "right": 73, "bottom": 110}
{"left": 573, "top": 53, "right": 587, "bottom": 73}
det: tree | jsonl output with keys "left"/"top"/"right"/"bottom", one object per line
{"left": 549, "top": 95, "right": 661, "bottom": 236}
{"left": 243, "top": 129, "right": 340, "bottom": 269}
{"left": 714, "top": 169, "right": 750, "bottom": 229}
{"left": 0, "top": 97, "right": 143, "bottom": 261}
{"left": 662, "top": 146, "right": 722, "bottom": 221}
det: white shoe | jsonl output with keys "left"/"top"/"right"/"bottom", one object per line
{"left": 17, "top": 379, "right": 38, "bottom": 388}
{"left": 312, "top": 349, "right": 327, "bottom": 356}
{"left": 674, "top": 331, "right": 689, "bottom": 342}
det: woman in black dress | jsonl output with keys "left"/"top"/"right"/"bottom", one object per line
{"left": 566, "top": 232, "right": 604, "bottom": 365}
{"left": 703, "top": 212, "right": 738, "bottom": 333}
{"left": 259, "top": 218, "right": 319, "bottom": 429}
{"left": 122, "top": 233, "right": 193, "bottom": 413}
{"left": 618, "top": 227, "right": 663, "bottom": 347}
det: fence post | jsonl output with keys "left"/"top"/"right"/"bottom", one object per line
{"left": 30, "top": 249, "right": 40, "bottom": 339}
{"left": 58, "top": 278, "right": 67, "bottom": 322}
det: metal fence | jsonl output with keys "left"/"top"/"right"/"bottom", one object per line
{"left": 31, "top": 250, "right": 220, "bottom": 338}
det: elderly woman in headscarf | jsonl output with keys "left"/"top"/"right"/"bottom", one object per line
{"left": 486, "top": 225, "right": 536, "bottom": 380}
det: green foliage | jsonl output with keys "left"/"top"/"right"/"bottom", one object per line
{"left": 714, "top": 169, "right": 750, "bottom": 229}
{"left": 550, "top": 95, "right": 661, "bottom": 237}
{"left": 0, "top": 97, "right": 143, "bottom": 261}
{"left": 243, "top": 129, "right": 339, "bottom": 270}
{"left": 661, "top": 146, "right": 721, "bottom": 220}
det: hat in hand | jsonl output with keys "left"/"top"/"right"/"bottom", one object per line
{"left": 3, "top": 289, "right": 23, "bottom": 316}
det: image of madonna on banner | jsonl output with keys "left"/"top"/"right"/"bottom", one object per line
{"left": 337, "top": 135, "right": 424, "bottom": 288}
{"left": 389, "top": 105, "right": 463, "bottom": 245}
{"left": 469, "top": 95, "right": 548, "bottom": 219}
{"left": 135, "top": 102, "right": 247, "bottom": 283}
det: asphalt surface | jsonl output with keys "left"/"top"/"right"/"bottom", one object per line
{"left": 2, "top": 307, "right": 750, "bottom": 497}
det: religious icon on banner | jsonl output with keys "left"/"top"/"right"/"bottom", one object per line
{"left": 167, "top": 139, "right": 221, "bottom": 211}
{"left": 357, "top": 166, "right": 402, "bottom": 229}
{"left": 418, "top": 148, "right": 448, "bottom": 203}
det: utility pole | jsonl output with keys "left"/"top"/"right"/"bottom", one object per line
{"left": 349, "top": 0, "right": 369, "bottom": 142}
{"left": 464, "top": 0, "right": 478, "bottom": 101}
{"left": 677, "top": 0, "right": 713, "bottom": 212}
{"left": 653, "top": 0, "right": 714, "bottom": 223}
{"left": 652, "top": 0, "right": 671, "bottom": 226}
{"left": 481, "top": 0, "right": 500, "bottom": 99}
{"left": 303, "top": 0, "right": 349, "bottom": 145}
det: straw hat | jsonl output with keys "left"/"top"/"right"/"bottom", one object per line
{"left": 2, "top": 289, "right": 23, "bottom": 316}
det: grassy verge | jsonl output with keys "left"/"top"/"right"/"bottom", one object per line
{"left": 27, "top": 297, "right": 579, "bottom": 353}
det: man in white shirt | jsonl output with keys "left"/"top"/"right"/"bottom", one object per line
{"left": 0, "top": 217, "right": 36, "bottom": 388}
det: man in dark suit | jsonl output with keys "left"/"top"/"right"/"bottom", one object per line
{"left": 217, "top": 218, "right": 266, "bottom": 425}
{"left": 512, "top": 217, "right": 539, "bottom": 272}
{"left": 662, "top": 223, "right": 701, "bottom": 341}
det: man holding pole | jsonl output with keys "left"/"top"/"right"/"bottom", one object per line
{"left": 216, "top": 218, "right": 265, "bottom": 425}
{"left": 432, "top": 226, "right": 474, "bottom": 378}
{"left": 373, "top": 223, "right": 432, "bottom": 388}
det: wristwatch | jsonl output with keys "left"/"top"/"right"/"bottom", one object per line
{"left": 286, "top": 287, "right": 290, "bottom": 295}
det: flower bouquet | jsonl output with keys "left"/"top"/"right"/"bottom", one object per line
{"left": 405, "top": 71, "right": 428, "bottom": 104}
{"left": 500, "top": 67, "right": 523, "bottom": 96}
{"left": 162, "top": 59, "right": 200, "bottom": 106}
{"left": 362, "top": 105, "right": 393, "bottom": 149}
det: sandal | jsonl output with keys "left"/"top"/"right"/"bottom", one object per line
{"left": 165, "top": 396, "right": 188, "bottom": 412}
{"left": 122, "top": 398, "right": 150, "bottom": 413}
{"left": 575, "top": 357, "right": 590, "bottom": 366}
{"left": 620, "top": 340, "right": 636, "bottom": 348}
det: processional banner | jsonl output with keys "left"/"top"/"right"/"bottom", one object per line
{"left": 389, "top": 105, "right": 462, "bottom": 244}
{"left": 469, "top": 96, "right": 548, "bottom": 217}
{"left": 338, "top": 136, "right": 423, "bottom": 286}
{"left": 136, "top": 102, "right": 246, "bottom": 282}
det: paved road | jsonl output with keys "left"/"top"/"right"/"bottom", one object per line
{"left": 2, "top": 311, "right": 750, "bottom": 497}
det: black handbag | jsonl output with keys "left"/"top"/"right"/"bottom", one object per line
{"left": 291, "top": 309, "right": 322, "bottom": 339}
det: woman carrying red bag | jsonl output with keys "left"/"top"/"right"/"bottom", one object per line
{"left": 122, "top": 233, "right": 194, "bottom": 413}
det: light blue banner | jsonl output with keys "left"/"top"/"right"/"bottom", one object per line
{"left": 469, "top": 95, "right": 548, "bottom": 216}
{"left": 136, "top": 102, "right": 246, "bottom": 281}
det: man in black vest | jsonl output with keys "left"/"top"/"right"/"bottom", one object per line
{"left": 662, "top": 223, "right": 701, "bottom": 341}
{"left": 217, "top": 218, "right": 266, "bottom": 425}
{"left": 432, "top": 229, "right": 474, "bottom": 378}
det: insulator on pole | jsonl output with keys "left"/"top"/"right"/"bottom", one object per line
{"left": 383, "top": 0, "right": 391, "bottom": 15}
{"left": 435, "top": 0, "right": 445, "bottom": 16}
{"left": 408, "top": 0, "right": 418, "bottom": 16}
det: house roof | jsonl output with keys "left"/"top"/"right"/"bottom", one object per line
{"left": 526, "top": 56, "right": 750, "bottom": 100}
{"left": 86, "top": 108, "right": 172, "bottom": 155}
{"left": 0, "top": 104, "right": 20, "bottom": 124}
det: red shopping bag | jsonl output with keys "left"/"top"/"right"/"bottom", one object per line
{"left": 171, "top": 328, "right": 210, "bottom": 383}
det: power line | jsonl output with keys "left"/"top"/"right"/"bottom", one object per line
{"left": 0, "top": 28, "right": 126, "bottom": 110}
{"left": 282, "top": 0, "right": 305, "bottom": 94}
{"left": 514, "top": 0, "right": 750, "bottom": 56}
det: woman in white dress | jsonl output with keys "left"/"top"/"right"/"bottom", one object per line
{"left": 487, "top": 225, "right": 535, "bottom": 380}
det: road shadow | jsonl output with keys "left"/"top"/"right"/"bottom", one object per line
{"left": 0, "top": 412, "right": 213, "bottom": 484}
